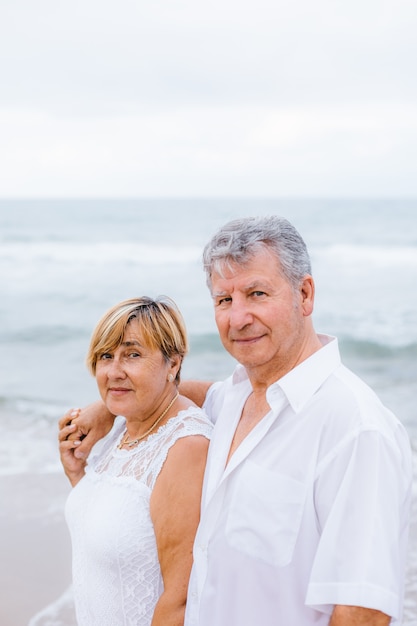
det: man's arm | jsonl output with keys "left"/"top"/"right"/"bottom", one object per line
{"left": 178, "top": 380, "right": 213, "bottom": 408}
{"left": 330, "top": 605, "right": 390, "bottom": 625}
{"left": 58, "top": 380, "right": 213, "bottom": 461}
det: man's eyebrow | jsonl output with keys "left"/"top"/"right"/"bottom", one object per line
{"left": 212, "top": 290, "right": 228, "bottom": 298}
{"left": 212, "top": 281, "right": 268, "bottom": 297}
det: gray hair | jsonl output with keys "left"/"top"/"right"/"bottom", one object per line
{"left": 203, "top": 215, "right": 312, "bottom": 291}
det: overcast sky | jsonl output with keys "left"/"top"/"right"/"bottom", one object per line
{"left": 1, "top": 0, "right": 416, "bottom": 198}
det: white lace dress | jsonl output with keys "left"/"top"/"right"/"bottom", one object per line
{"left": 65, "top": 407, "right": 213, "bottom": 626}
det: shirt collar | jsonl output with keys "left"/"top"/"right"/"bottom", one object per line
{"left": 277, "top": 334, "right": 341, "bottom": 412}
{"left": 230, "top": 334, "right": 341, "bottom": 414}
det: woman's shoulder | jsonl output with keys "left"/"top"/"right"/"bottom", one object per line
{"left": 150, "top": 406, "right": 213, "bottom": 454}
{"left": 173, "top": 405, "right": 214, "bottom": 435}
{"left": 144, "top": 407, "right": 212, "bottom": 490}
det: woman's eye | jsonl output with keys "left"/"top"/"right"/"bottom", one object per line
{"left": 99, "top": 353, "right": 113, "bottom": 360}
{"left": 128, "top": 352, "right": 140, "bottom": 358}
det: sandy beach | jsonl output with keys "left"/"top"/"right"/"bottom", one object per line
{"left": 0, "top": 472, "right": 75, "bottom": 626}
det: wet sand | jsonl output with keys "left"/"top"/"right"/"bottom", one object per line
{"left": 0, "top": 473, "right": 74, "bottom": 626}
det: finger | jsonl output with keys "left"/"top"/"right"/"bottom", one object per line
{"left": 59, "top": 438, "right": 82, "bottom": 452}
{"left": 58, "top": 423, "right": 77, "bottom": 442}
{"left": 58, "top": 408, "right": 81, "bottom": 429}
{"left": 66, "top": 430, "right": 86, "bottom": 442}
{"left": 73, "top": 436, "right": 95, "bottom": 460}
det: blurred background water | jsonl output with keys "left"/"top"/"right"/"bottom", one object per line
{"left": 1, "top": 198, "right": 416, "bottom": 475}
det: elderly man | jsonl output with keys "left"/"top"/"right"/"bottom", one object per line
{"left": 62, "top": 215, "right": 412, "bottom": 626}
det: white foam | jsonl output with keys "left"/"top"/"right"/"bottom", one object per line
{"left": 0, "top": 241, "right": 202, "bottom": 267}
{"left": 0, "top": 401, "right": 67, "bottom": 476}
{"left": 312, "top": 244, "right": 417, "bottom": 268}
{"left": 28, "top": 586, "right": 76, "bottom": 626}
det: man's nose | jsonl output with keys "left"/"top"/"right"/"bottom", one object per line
{"left": 229, "top": 300, "right": 253, "bottom": 329}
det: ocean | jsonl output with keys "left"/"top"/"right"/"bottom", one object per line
{"left": 1, "top": 198, "right": 416, "bottom": 624}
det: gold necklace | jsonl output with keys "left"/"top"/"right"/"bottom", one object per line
{"left": 118, "top": 392, "right": 179, "bottom": 449}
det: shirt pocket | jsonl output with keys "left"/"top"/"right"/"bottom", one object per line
{"left": 225, "top": 459, "right": 306, "bottom": 567}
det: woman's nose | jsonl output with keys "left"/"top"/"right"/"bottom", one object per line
{"left": 107, "top": 357, "right": 126, "bottom": 377}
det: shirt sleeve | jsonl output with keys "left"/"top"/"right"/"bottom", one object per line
{"left": 306, "top": 425, "right": 412, "bottom": 620}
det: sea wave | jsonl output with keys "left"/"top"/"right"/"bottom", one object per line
{"left": 0, "top": 324, "right": 90, "bottom": 345}
{"left": 311, "top": 243, "right": 417, "bottom": 268}
{"left": 0, "top": 401, "right": 66, "bottom": 476}
{"left": 2, "top": 240, "right": 417, "bottom": 273}
{"left": 0, "top": 241, "right": 202, "bottom": 267}
{"left": 338, "top": 337, "right": 417, "bottom": 359}
{"left": 189, "top": 332, "right": 226, "bottom": 353}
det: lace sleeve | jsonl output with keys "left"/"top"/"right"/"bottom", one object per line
{"left": 144, "top": 407, "right": 212, "bottom": 491}
{"left": 86, "top": 408, "right": 212, "bottom": 490}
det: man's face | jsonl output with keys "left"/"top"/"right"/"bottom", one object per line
{"left": 211, "top": 248, "right": 308, "bottom": 382}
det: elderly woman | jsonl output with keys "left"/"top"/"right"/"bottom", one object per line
{"left": 59, "top": 296, "right": 212, "bottom": 626}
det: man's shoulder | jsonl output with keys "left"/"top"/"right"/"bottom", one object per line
{"left": 317, "top": 364, "right": 404, "bottom": 437}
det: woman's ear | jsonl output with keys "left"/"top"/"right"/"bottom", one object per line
{"left": 168, "top": 354, "right": 182, "bottom": 381}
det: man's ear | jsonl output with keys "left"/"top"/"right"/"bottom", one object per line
{"left": 300, "top": 275, "right": 315, "bottom": 316}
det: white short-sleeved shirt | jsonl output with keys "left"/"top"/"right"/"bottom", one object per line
{"left": 185, "top": 335, "right": 412, "bottom": 626}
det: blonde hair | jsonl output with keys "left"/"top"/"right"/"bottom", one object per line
{"left": 86, "top": 296, "right": 188, "bottom": 381}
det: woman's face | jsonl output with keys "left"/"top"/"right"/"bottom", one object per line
{"left": 95, "top": 318, "right": 172, "bottom": 422}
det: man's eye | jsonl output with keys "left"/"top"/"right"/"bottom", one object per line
{"left": 217, "top": 296, "right": 231, "bottom": 306}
